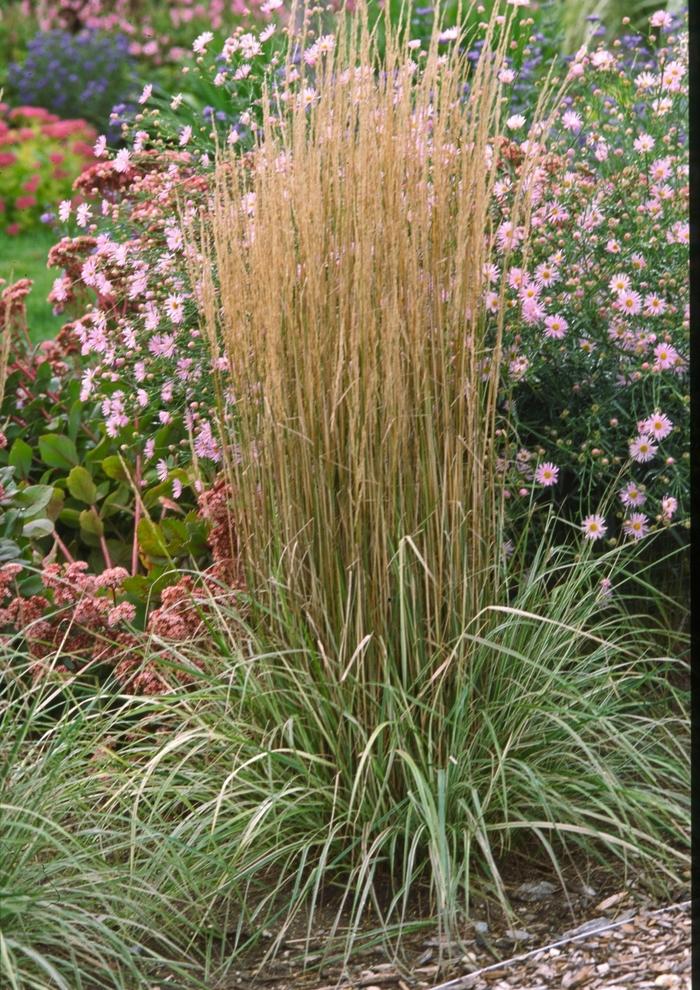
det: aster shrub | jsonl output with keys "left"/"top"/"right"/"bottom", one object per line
{"left": 3, "top": 0, "right": 276, "bottom": 82}
{"left": 7, "top": 27, "right": 138, "bottom": 131}
{"left": 0, "top": 104, "right": 96, "bottom": 236}
{"left": 487, "top": 12, "right": 688, "bottom": 550}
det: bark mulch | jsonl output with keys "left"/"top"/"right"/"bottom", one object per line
{"left": 427, "top": 900, "right": 691, "bottom": 990}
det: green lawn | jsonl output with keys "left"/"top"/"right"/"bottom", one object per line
{"left": 0, "top": 228, "right": 64, "bottom": 342}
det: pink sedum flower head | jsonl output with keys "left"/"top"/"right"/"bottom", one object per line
{"left": 535, "top": 462, "right": 559, "bottom": 486}
{"left": 623, "top": 513, "right": 650, "bottom": 540}
{"left": 582, "top": 514, "right": 607, "bottom": 541}
{"left": 629, "top": 435, "right": 658, "bottom": 463}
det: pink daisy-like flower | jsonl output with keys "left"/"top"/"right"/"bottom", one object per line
{"left": 642, "top": 411, "right": 673, "bottom": 440}
{"left": 113, "top": 148, "right": 131, "bottom": 173}
{"left": 519, "top": 281, "right": 541, "bottom": 303}
{"left": 619, "top": 481, "right": 646, "bottom": 508}
{"left": 599, "top": 576, "right": 613, "bottom": 599}
{"left": 543, "top": 314, "right": 568, "bottom": 340}
{"left": 616, "top": 290, "right": 642, "bottom": 315}
{"left": 643, "top": 294, "right": 666, "bottom": 316}
{"left": 535, "top": 462, "right": 559, "bottom": 486}
{"left": 650, "top": 157, "right": 672, "bottom": 182}
{"left": 192, "top": 31, "right": 214, "bottom": 54}
{"left": 609, "top": 272, "right": 631, "bottom": 294}
{"left": 661, "top": 495, "right": 677, "bottom": 520}
{"left": 93, "top": 135, "right": 107, "bottom": 158}
{"left": 633, "top": 132, "right": 655, "bottom": 153}
{"left": 582, "top": 514, "right": 607, "bottom": 541}
{"left": 623, "top": 513, "right": 650, "bottom": 540}
{"left": 562, "top": 110, "right": 583, "bottom": 133}
{"left": 534, "top": 262, "right": 559, "bottom": 287}
{"left": 629, "top": 435, "right": 657, "bottom": 463}
{"left": 165, "top": 294, "right": 185, "bottom": 324}
{"left": 653, "top": 343, "right": 680, "bottom": 370}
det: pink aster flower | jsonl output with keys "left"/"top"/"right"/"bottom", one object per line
{"left": 650, "top": 10, "right": 672, "bottom": 28}
{"left": 94, "top": 135, "right": 107, "bottom": 158}
{"left": 629, "top": 435, "right": 657, "bottom": 463}
{"left": 623, "top": 513, "right": 650, "bottom": 540}
{"left": 619, "top": 481, "right": 646, "bottom": 508}
{"left": 543, "top": 314, "right": 568, "bottom": 340}
{"left": 642, "top": 411, "right": 673, "bottom": 440}
{"left": 608, "top": 272, "right": 631, "bottom": 294}
{"left": 599, "top": 576, "right": 613, "bottom": 599}
{"left": 616, "top": 290, "right": 642, "bottom": 316}
{"left": 661, "top": 495, "right": 677, "bottom": 520}
{"left": 534, "top": 262, "right": 559, "bottom": 287}
{"left": 535, "top": 462, "right": 559, "bottom": 486}
{"left": 521, "top": 298, "right": 545, "bottom": 325}
{"left": 581, "top": 514, "right": 607, "bottom": 541}
{"left": 653, "top": 343, "right": 680, "bottom": 370}
{"left": 192, "top": 31, "right": 214, "bottom": 54}
{"left": 114, "top": 148, "right": 131, "bottom": 173}
{"left": 165, "top": 294, "right": 185, "bottom": 324}
{"left": 561, "top": 110, "right": 583, "bottom": 133}
{"left": 76, "top": 203, "right": 92, "bottom": 228}
{"left": 643, "top": 294, "right": 666, "bottom": 316}
{"left": 633, "top": 132, "right": 655, "bottom": 153}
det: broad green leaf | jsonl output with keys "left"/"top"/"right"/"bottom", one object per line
{"left": 79, "top": 508, "right": 104, "bottom": 538}
{"left": 22, "top": 518, "right": 55, "bottom": 539}
{"left": 0, "top": 539, "right": 21, "bottom": 562}
{"left": 137, "top": 518, "right": 169, "bottom": 558}
{"left": 38, "top": 434, "right": 79, "bottom": 470}
{"left": 67, "top": 466, "right": 97, "bottom": 505}
{"left": 8, "top": 439, "right": 33, "bottom": 480}
{"left": 101, "top": 455, "right": 129, "bottom": 482}
{"left": 13, "top": 485, "right": 54, "bottom": 518}
{"left": 58, "top": 507, "right": 81, "bottom": 528}
{"left": 67, "top": 400, "right": 83, "bottom": 442}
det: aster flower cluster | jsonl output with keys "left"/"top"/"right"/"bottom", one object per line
{"left": 16, "top": 0, "right": 274, "bottom": 68}
{"left": 487, "top": 12, "right": 688, "bottom": 546}
{"left": 43, "top": 11, "right": 297, "bottom": 494}
{"left": 7, "top": 28, "right": 138, "bottom": 131}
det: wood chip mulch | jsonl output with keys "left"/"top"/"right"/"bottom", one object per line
{"left": 428, "top": 900, "right": 691, "bottom": 990}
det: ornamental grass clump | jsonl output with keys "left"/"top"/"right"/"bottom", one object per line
{"left": 202, "top": 2, "right": 549, "bottom": 697}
